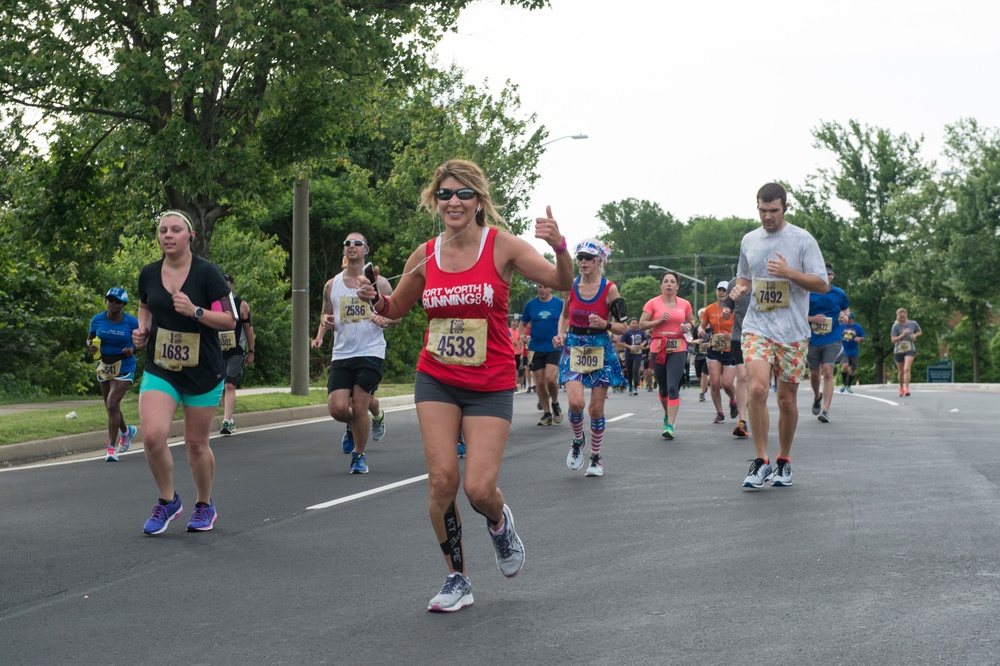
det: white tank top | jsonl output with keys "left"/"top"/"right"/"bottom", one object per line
{"left": 329, "top": 272, "right": 387, "bottom": 360}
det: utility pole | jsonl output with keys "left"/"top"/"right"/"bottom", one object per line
{"left": 290, "top": 176, "right": 310, "bottom": 395}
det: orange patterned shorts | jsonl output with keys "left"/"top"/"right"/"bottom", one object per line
{"left": 741, "top": 333, "right": 808, "bottom": 384}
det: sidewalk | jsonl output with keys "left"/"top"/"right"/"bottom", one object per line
{"left": 0, "top": 388, "right": 414, "bottom": 467}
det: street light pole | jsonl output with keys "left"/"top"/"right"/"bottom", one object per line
{"left": 541, "top": 133, "right": 588, "bottom": 147}
{"left": 649, "top": 264, "right": 706, "bottom": 313}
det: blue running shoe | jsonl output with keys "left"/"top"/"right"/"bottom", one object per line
{"left": 143, "top": 492, "right": 183, "bottom": 535}
{"left": 118, "top": 425, "right": 137, "bottom": 454}
{"left": 350, "top": 452, "right": 368, "bottom": 474}
{"left": 187, "top": 500, "right": 217, "bottom": 532}
{"left": 457, "top": 439, "right": 466, "bottom": 459}
{"left": 341, "top": 425, "right": 354, "bottom": 454}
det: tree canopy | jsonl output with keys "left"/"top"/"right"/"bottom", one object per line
{"left": 0, "top": 0, "right": 550, "bottom": 256}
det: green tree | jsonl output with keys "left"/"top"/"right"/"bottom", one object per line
{"left": 936, "top": 119, "right": 1000, "bottom": 381}
{"left": 618, "top": 276, "right": 660, "bottom": 318}
{"left": 791, "top": 120, "right": 933, "bottom": 382}
{"left": 252, "top": 66, "right": 547, "bottom": 382}
{"left": 0, "top": 0, "right": 550, "bottom": 258}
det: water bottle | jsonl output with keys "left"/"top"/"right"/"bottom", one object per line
{"left": 92, "top": 336, "right": 102, "bottom": 360}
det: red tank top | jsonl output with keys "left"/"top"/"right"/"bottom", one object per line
{"left": 567, "top": 276, "right": 613, "bottom": 328}
{"left": 416, "top": 227, "right": 515, "bottom": 391}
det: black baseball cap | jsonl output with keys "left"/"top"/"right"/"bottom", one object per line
{"left": 825, "top": 262, "right": 835, "bottom": 274}
{"left": 223, "top": 273, "right": 234, "bottom": 283}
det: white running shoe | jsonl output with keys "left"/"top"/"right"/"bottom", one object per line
{"left": 566, "top": 435, "right": 586, "bottom": 470}
{"left": 585, "top": 454, "right": 604, "bottom": 477}
{"left": 742, "top": 458, "right": 773, "bottom": 489}
{"left": 427, "top": 572, "right": 474, "bottom": 612}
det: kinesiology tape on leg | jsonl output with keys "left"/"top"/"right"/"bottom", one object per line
{"left": 468, "top": 501, "right": 502, "bottom": 527}
{"left": 438, "top": 501, "right": 464, "bottom": 570}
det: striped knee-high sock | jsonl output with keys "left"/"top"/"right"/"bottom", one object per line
{"left": 590, "top": 416, "right": 606, "bottom": 456}
{"left": 568, "top": 411, "right": 585, "bottom": 441}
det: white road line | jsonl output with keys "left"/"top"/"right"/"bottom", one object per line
{"left": 845, "top": 393, "right": 899, "bottom": 406}
{"left": 306, "top": 474, "right": 428, "bottom": 510}
{"left": 607, "top": 413, "right": 634, "bottom": 423}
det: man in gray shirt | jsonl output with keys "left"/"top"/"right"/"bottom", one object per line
{"left": 723, "top": 183, "right": 829, "bottom": 490}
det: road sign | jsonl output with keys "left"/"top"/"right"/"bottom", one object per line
{"left": 927, "top": 360, "right": 954, "bottom": 383}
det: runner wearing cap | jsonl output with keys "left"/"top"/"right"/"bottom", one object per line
{"left": 88, "top": 286, "right": 140, "bottom": 461}
{"left": 700, "top": 281, "right": 738, "bottom": 425}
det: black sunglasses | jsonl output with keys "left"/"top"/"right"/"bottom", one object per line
{"left": 435, "top": 188, "right": 477, "bottom": 201}
{"left": 343, "top": 240, "right": 366, "bottom": 247}
{"left": 576, "top": 253, "right": 597, "bottom": 262}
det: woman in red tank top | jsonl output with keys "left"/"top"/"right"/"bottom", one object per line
{"left": 357, "top": 159, "right": 573, "bottom": 612}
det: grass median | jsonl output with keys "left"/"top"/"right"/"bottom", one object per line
{"left": 0, "top": 384, "right": 414, "bottom": 447}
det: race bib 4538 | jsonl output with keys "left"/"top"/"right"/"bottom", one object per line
{"left": 427, "top": 318, "right": 487, "bottom": 367}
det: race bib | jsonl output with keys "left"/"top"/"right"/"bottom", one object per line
{"left": 218, "top": 330, "right": 237, "bottom": 351}
{"left": 95, "top": 359, "right": 122, "bottom": 381}
{"left": 897, "top": 340, "right": 913, "bottom": 353}
{"left": 811, "top": 317, "right": 833, "bottom": 335}
{"left": 339, "top": 296, "right": 370, "bottom": 324}
{"left": 570, "top": 346, "right": 604, "bottom": 374}
{"left": 710, "top": 334, "right": 730, "bottom": 352}
{"left": 842, "top": 329, "right": 856, "bottom": 342}
{"left": 153, "top": 328, "right": 200, "bottom": 371}
{"left": 664, "top": 337, "right": 682, "bottom": 352}
{"left": 427, "top": 318, "right": 487, "bottom": 367}
{"left": 697, "top": 341, "right": 711, "bottom": 355}
{"left": 753, "top": 279, "right": 790, "bottom": 312}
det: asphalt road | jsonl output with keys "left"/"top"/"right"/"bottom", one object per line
{"left": 2, "top": 385, "right": 999, "bottom": 665}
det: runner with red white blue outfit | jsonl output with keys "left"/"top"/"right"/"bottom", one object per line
{"left": 554, "top": 239, "right": 627, "bottom": 478}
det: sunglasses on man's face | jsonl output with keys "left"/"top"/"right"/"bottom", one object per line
{"left": 343, "top": 240, "right": 366, "bottom": 247}
{"left": 435, "top": 188, "right": 477, "bottom": 201}
{"left": 576, "top": 253, "right": 597, "bottom": 262}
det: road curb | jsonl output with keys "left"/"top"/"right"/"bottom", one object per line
{"left": 0, "top": 394, "right": 414, "bottom": 467}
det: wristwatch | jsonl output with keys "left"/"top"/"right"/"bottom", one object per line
{"left": 193, "top": 306, "right": 204, "bottom": 320}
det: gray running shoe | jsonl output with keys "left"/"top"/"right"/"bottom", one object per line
{"left": 537, "top": 413, "right": 553, "bottom": 426}
{"left": 552, "top": 402, "right": 563, "bottom": 424}
{"left": 489, "top": 505, "right": 525, "bottom": 578}
{"left": 370, "top": 409, "right": 386, "bottom": 441}
{"left": 811, "top": 398, "right": 822, "bottom": 415}
{"left": 427, "top": 572, "right": 474, "bottom": 612}
{"left": 742, "top": 458, "right": 774, "bottom": 490}
{"left": 772, "top": 459, "right": 793, "bottom": 486}
{"left": 818, "top": 411, "right": 830, "bottom": 423}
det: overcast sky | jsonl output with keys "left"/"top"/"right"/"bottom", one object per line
{"left": 433, "top": 0, "right": 1000, "bottom": 253}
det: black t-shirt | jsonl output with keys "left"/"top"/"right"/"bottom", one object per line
{"left": 138, "top": 255, "right": 232, "bottom": 394}
{"left": 222, "top": 296, "right": 248, "bottom": 360}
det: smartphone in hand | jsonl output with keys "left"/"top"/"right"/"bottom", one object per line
{"left": 363, "top": 262, "right": 378, "bottom": 306}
